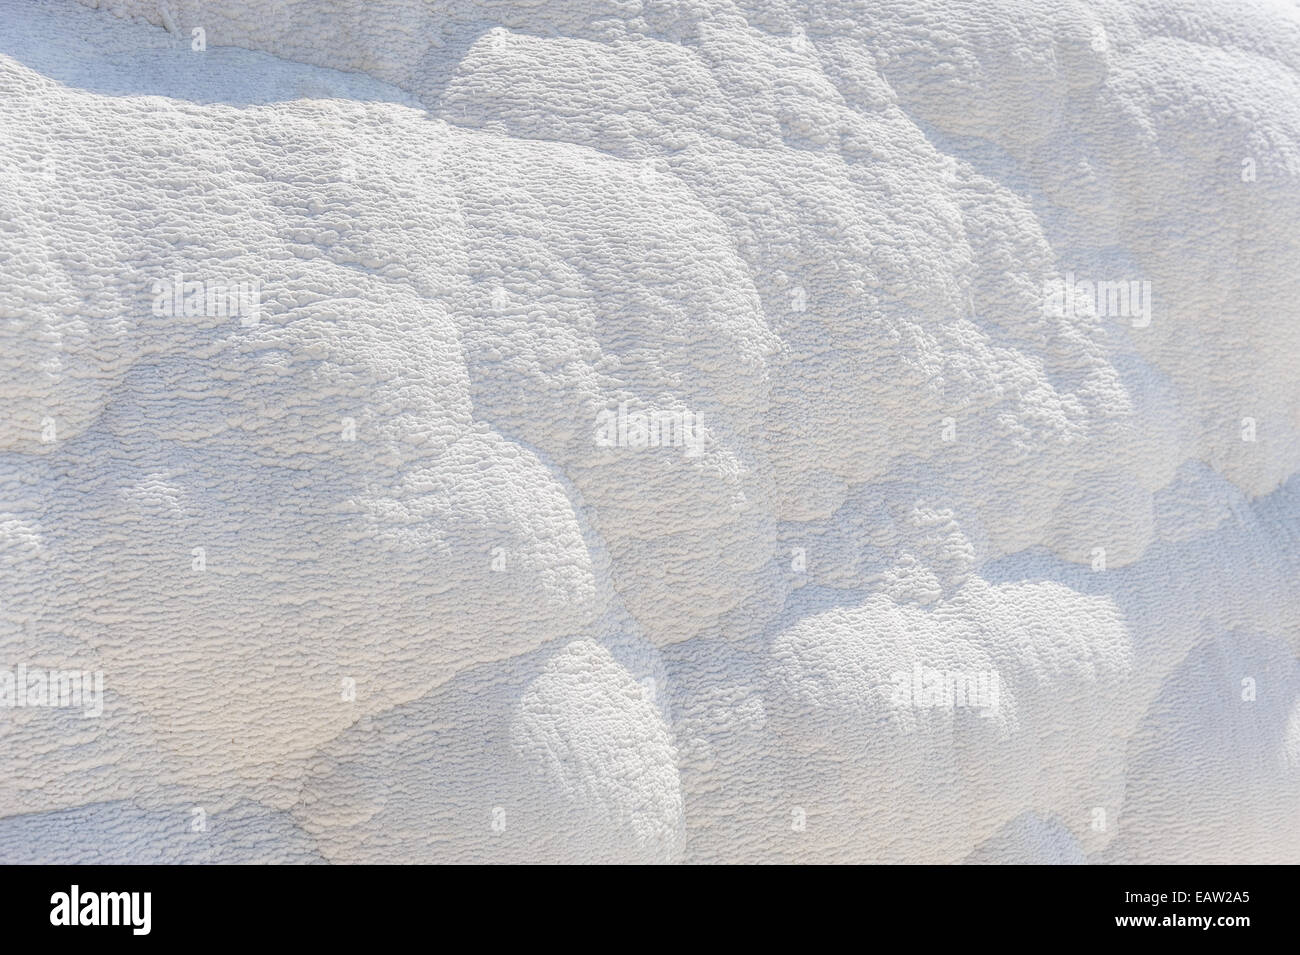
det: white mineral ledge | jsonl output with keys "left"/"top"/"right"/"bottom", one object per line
{"left": 0, "top": 0, "right": 1296, "bottom": 863}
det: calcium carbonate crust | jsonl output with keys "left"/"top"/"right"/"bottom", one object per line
{"left": 0, "top": 0, "right": 1296, "bottom": 863}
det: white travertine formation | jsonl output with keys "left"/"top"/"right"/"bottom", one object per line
{"left": 0, "top": 0, "right": 1296, "bottom": 862}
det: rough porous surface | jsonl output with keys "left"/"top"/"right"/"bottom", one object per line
{"left": 1, "top": 0, "right": 1297, "bottom": 863}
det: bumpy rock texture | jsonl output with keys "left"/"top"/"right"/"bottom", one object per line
{"left": 0, "top": 0, "right": 1297, "bottom": 863}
